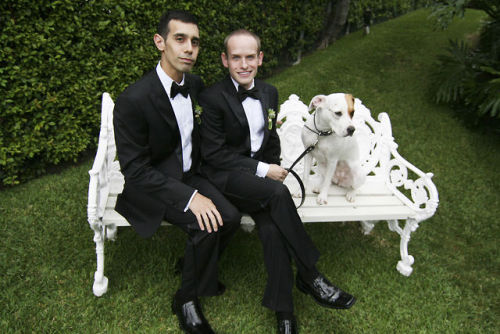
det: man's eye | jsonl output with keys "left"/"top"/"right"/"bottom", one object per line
{"left": 192, "top": 40, "right": 200, "bottom": 46}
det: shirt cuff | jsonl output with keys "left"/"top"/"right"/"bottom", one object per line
{"left": 256, "top": 162, "right": 270, "bottom": 178}
{"left": 184, "top": 190, "right": 198, "bottom": 212}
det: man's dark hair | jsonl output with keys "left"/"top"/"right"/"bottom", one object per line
{"left": 157, "top": 10, "right": 199, "bottom": 39}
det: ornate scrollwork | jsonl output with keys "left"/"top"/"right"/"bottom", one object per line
{"left": 386, "top": 154, "right": 439, "bottom": 221}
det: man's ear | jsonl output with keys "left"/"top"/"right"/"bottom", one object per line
{"left": 154, "top": 34, "right": 165, "bottom": 51}
{"left": 221, "top": 52, "right": 229, "bottom": 68}
{"left": 258, "top": 51, "right": 264, "bottom": 66}
{"left": 309, "top": 95, "right": 326, "bottom": 111}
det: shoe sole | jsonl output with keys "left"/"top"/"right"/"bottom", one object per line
{"left": 296, "top": 277, "right": 356, "bottom": 310}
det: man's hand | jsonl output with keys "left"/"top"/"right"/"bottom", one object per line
{"left": 188, "top": 193, "right": 223, "bottom": 233}
{"left": 266, "top": 164, "right": 288, "bottom": 182}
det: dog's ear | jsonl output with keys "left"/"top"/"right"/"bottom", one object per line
{"left": 345, "top": 94, "right": 355, "bottom": 118}
{"left": 309, "top": 95, "right": 326, "bottom": 111}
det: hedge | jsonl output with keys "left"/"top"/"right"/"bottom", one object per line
{"left": 0, "top": 0, "right": 429, "bottom": 186}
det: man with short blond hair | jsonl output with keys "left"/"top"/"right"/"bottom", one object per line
{"left": 199, "top": 29, "right": 356, "bottom": 334}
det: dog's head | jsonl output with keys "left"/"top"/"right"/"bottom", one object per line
{"left": 309, "top": 93, "right": 356, "bottom": 137}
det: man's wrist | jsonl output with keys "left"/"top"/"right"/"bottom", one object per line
{"left": 184, "top": 190, "right": 198, "bottom": 212}
{"left": 256, "top": 162, "right": 270, "bottom": 178}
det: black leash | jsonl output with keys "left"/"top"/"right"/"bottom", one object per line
{"left": 285, "top": 141, "right": 317, "bottom": 208}
{"left": 284, "top": 114, "right": 334, "bottom": 208}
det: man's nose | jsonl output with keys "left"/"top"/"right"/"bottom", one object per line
{"left": 185, "top": 41, "right": 193, "bottom": 53}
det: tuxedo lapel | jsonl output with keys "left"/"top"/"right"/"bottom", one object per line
{"left": 221, "top": 77, "right": 249, "bottom": 129}
{"left": 147, "top": 72, "right": 183, "bottom": 164}
{"left": 255, "top": 80, "right": 272, "bottom": 149}
{"left": 149, "top": 73, "right": 179, "bottom": 133}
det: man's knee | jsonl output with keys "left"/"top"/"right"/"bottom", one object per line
{"left": 221, "top": 205, "right": 242, "bottom": 230}
{"left": 272, "top": 182, "right": 292, "bottom": 200}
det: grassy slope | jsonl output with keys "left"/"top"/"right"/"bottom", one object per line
{"left": 1, "top": 9, "right": 498, "bottom": 334}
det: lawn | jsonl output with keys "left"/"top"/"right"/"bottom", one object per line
{"left": 1, "top": 8, "right": 499, "bottom": 334}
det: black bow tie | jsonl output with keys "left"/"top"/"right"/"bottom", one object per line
{"left": 237, "top": 85, "right": 259, "bottom": 102}
{"left": 171, "top": 82, "right": 190, "bottom": 98}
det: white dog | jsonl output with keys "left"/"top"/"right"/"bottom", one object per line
{"left": 301, "top": 93, "right": 366, "bottom": 204}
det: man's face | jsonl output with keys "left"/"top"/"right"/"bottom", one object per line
{"left": 222, "top": 34, "right": 263, "bottom": 90}
{"left": 154, "top": 19, "right": 200, "bottom": 81}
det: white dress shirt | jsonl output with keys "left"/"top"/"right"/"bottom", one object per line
{"left": 231, "top": 77, "right": 270, "bottom": 178}
{"left": 156, "top": 62, "right": 197, "bottom": 211}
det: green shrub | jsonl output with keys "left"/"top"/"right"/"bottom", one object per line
{"left": 0, "top": 0, "right": 427, "bottom": 186}
{"left": 432, "top": 0, "right": 500, "bottom": 130}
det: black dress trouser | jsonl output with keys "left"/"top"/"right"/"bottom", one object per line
{"left": 223, "top": 171, "right": 320, "bottom": 312}
{"left": 163, "top": 174, "right": 241, "bottom": 300}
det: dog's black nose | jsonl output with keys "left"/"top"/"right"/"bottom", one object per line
{"left": 347, "top": 126, "right": 355, "bottom": 136}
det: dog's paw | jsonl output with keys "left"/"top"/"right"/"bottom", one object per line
{"left": 292, "top": 190, "right": 302, "bottom": 198}
{"left": 316, "top": 194, "right": 328, "bottom": 205}
{"left": 346, "top": 190, "right": 356, "bottom": 202}
{"left": 312, "top": 187, "right": 320, "bottom": 194}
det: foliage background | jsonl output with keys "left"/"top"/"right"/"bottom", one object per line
{"left": 1, "top": 9, "right": 498, "bottom": 333}
{"left": 431, "top": 0, "right": 500, "bottom": 130}
{"left": 0, "top": 0, "right": 430, "bottom": 186}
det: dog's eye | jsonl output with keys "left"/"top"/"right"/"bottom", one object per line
{"left": 335, "top": 111, "right": 342, "bottom": 116}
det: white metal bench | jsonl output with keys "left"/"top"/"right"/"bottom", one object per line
{"left": 87, "top": 93, "right": 439, "bottom": 297}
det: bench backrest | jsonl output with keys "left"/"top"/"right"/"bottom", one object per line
{"left": 89, "top": 93, "right": 395, "bottom": 220}
{"left": 277, "top": 94, "right": 394, "bottom": 179}
{"left": 88, "top": 93, "right": 120, "bottom": 221}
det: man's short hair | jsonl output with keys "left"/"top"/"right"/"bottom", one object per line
{"left": 223, "top": 29, "right": 261, "bottom": 54}
{"left": 158, "top": 10, "right": 199, "bottom": 39}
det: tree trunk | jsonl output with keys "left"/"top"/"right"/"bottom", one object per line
{"left": 318, "top": 0, "right": 350, "bottom": 49}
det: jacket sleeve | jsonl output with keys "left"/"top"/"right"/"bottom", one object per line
{"left": 199, "top": 91, "right": 259, "bottom": 174}
{"left": 113, "top": 93, "right": 195, "bottom": 211}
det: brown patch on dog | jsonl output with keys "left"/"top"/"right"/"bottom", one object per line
{"left": 345, "top": 94, "right": 355, "bottom": 118}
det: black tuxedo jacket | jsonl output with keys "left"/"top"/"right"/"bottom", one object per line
{"left": 198, "top": 76, "right": 281, "bottom": 190}
{"left": 113, "top": 69, "right": 204, "bottom": 237}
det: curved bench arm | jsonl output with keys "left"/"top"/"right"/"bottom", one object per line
{"left": 377, "top": 113, "right": 439, "bottom": 222}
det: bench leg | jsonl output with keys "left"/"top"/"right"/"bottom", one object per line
{"left": 360, "top": 220, "right": 376, "bottom": 235}
{"left": 106, "top": 224, "right": 117, "bottom": 241}
{"left": 92, "top": 225, "right": 108, "bottom": 296}
{"left": 388, "top": 219, "right": 419, "bottom": 276}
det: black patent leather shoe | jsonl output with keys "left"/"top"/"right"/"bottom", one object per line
{"left": 296, "top": 273, "right": 356, "bottom": 309}
{"left": 171, "top": 297, "right": 215, "bottom": 334}
{"left": 277, "top": 314, "right": 298, "bottom": 334}
{"left": 174, "top": 257, "right": 226, "bottom": 296}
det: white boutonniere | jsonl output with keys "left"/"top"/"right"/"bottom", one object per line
{"left": 267, "top": 108, "right": 276, "bottom": 130}
{"left": 195, "top": 105, "right": 203, "bottom": 125}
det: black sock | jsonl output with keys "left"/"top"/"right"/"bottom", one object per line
{"left": 298, "top": 267, "right": 320, "bottom": 284}
{"left": 276, "top": 311, "right": 295, "bottom": 321}
{"left": 175, "top": 289, "right": 197, "bottom": 305}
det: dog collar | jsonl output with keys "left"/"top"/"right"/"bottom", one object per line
{"left": 304, "top": 112, "right": 334, "bottom": 136}
{"left": 304, "top": 124, "right": 333, "bottom": 136}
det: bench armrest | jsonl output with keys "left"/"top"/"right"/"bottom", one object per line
{"left": 378, "top": 112, "right": 439, "bottom": 222}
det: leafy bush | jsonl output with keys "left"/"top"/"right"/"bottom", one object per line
{"left": 348, "top": 0, "right": 433, "bottom": 29}
{"left": 432, "top": 0, "right": 500, "bottom": 130}
{"left": 0, "top": 0, "right": 428, "bottom": 186}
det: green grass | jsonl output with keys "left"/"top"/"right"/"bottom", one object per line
{"left": 1, "top": 9, "right": 499, "bottom": 334}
